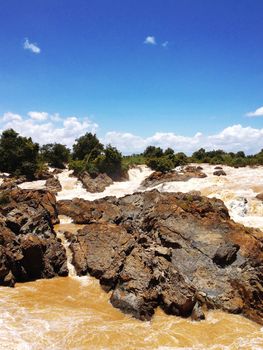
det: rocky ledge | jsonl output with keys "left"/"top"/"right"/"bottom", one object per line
{"left": 140, "top": 166, "right": 207, "bottom": 188}
{"left": 0, "top": 187, "right": 68, "bottom": 286}
{"left": 58, "top": 190, "right": 263, "bottom": 324}
{"left": 78, "top": 171, "right": 113, "bottom": 193}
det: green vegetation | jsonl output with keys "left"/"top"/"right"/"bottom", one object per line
{"left": 0, "top": 129, "right": 39, "bottom": 179}
{"left": 190, "top": 148, "right": 263, "bottom": 167}
{"left": 40, "top": 143, "right": 70, "bottom": 169}
{"left": 1, "top": 128, "right": 263, "bottom": 180}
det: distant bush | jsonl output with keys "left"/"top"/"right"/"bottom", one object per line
{"left": 146, "top": 156, "right": 174, "bottom": 172}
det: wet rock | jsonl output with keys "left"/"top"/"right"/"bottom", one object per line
{"left": 213, "top": 170, "right": 226, "bottom": 176}
{"left": 79, "top": 171, "right": 113, "bottom": 193}
{"left": 191, "top": 302, "right": 205, "bottom": 321}
{"left": 0, "top": 188, "right": 68, "bottom": 285}
{"left": 256, "top": 192, "right": 263, "bottom": 201}
{"left": 66, "top": 190, "right": 263, "bottom": 324}
{"left": 45, "top": 176, "right": 62, "bottom": 194}
{"left": 141, "top": 166, "right": 207, "bottom": 188}
{"left": 214, "top": 166, "right": 223, "bottom": 170}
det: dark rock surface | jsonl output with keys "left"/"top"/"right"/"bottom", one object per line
{"left": 213, "top": 170, "right": 226, "bottom": 176}
{"left": 141, "top": 166, "right": 207, "bottom": 188}
{"left": 79, "top": 171, "right": 113, "bottom": 193}
{"left": 60, "top": 190, "right": 263, "bottom": 324}
{"left": 0, "top": 188, "right": 68, "bottom": 286}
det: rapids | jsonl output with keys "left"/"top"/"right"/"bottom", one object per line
{"left": 3, "top": 164, "right": 262, "bottom": 349}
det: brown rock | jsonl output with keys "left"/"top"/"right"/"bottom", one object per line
{"left": 45, "top": 176, "right": 62, "bottom": 194}
{"left": 141, "top": 166, "right": 207, "bottom": 188}
{"left": 79, "top": 172, "right": 113, "bottom": 193}
{"left": 66, "top": 190, "right": 263, "bottom": 324}
{"left": 0, "top": 188, "right": 68, "bottom": 285}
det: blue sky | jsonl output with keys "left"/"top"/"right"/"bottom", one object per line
{"left": 0, "top": 0, "right": 263, "bottom": 153}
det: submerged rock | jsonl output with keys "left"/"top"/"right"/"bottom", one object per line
{"left": 62, "top": 190, "right": 263, "bottom": 324}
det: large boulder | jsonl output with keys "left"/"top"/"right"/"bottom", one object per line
{"left": 45, "top": 176, "right": 62, "bottom": 194}
{"left": 64, "top": 190, "right": 263, "bottom": 324}
{"left": 0, "top": 188, "right": 68, "bottom": 286}
{"left": 78, "top": 172, "right": 113, "bottom": 193}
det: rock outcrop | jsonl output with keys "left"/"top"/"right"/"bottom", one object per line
{"left": 141, "top": 166, "right": 207, "bottom": 188}
{"left": 45, "top": 176, "right": 62, "bottom": 194}
{"left": 213, "top": 170, "right": 226, "bottom": 176}
{"left": 59, "top": 190, "right": 263, "bottom": 324}
{"left": 78, "top": 171, "right": 113, "bottom": 193}
{"left": 0, "top": 188, "right": 68, "bottom": 286}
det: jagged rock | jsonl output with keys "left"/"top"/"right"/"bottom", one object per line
{"left": 79, "top": 171, "right": 113, "bottom": 193}
{"left": 0, "top": 188, "right": 68, "bottom": 285}
{"left": 141, "top": 166, "right": 207, "bottom": 188}
{"left": 45, "top": 176, "right": 62, "bottom": 194}
{"left": 64, "top": 190, "right": 263, "bottom": 324}
{"left": 213, "top": 170, "right": 226, "bottom": 176}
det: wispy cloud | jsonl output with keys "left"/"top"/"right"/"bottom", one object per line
{"left": 23, "top": 38, "right": 41, "bottom": 54}
{"left": 162, "top": 41, "right": 169, "bottom": 48}
{"left": 246, "top": 106, "right": 263, "bottom": 117}
{"left": 144, "top": 36, "right": 156, "bottom": 45}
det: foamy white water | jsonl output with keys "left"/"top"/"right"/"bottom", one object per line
{"left": 56, "top": 165, "right": 153, "bottom": 201}
{"left": 17, "top": 164, "right": 263, "bottom": 230}
{"left": 151, "top": 164, "right": 263, "bottom": 230}
{"left": 55, "top": 164, "right": 263, "bottom": 230}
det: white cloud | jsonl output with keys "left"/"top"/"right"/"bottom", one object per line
{"left": 0, "top": 112, "right": 98, "bottom": 147}
{"left": 2, "top": 112, "right": 22, "bottom": 122}
{"left": 162, "top": 41, "right": 169, "bottom": 47}
{"left": 246, "top": 106, "right": 263, "bottom": 117}
{"left": 144, "top": 36, "right": 156, "bottom": 45}
{"left": 1, "top": 112, "right": 263, "bottom": 155}
{"left": 104, "top": 125, "right": 263, "bottom": 155}
{"left": 23, "top": 38, "right": 41, "bottom": 54}
{"left": 28, "top": 111, "right": 49, "bottom": 121}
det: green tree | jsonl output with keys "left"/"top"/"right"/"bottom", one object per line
{"left": 41, "top": 143, "right": 70, "bottom": 168}
{"left": 0, "top": 129, "right": 39, "bottom": 179}
{"left": 95, "top": 145, "right": 123, "bottom": 180}
{"left": 192, "top": 148, "right": 206, "bottom": 161}
{"left": 143, "top": 146, "right": 163, "bottom": 158}
{"left": 72, "top": 133, "right": 103, "bottom": 161}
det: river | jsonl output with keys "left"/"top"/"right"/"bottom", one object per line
{"left": 1, "top": 164, "right": 262, "bottom": 349}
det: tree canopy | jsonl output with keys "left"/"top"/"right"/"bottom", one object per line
{"left": 0, "top": 129, "right": 39, "bottom": 179}
{"left": 41, "top": 143, "right": 70, "bottom": 168}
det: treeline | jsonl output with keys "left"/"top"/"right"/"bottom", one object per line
{"left": 1, "top": 128, "right": 263, "bottom": 180}
{"left": 0, "top": 129, "right": 124, "bottom": 180}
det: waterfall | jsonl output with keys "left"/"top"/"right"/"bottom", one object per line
{"left": 56, "top": 231, "right": 77, "bottom": 277}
